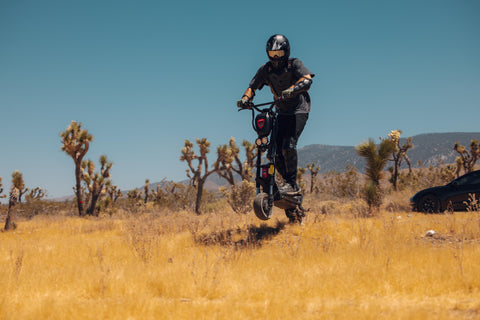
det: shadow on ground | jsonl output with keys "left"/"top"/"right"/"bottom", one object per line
{"left": 195, "top": 220, "right": 287, "bottom": 248}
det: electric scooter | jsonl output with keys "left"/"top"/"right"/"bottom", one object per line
{"left": 239, "top": 101, "right": 307, "bottom": 223}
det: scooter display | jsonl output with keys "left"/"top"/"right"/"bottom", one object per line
{"left": 239, "top": 101, "right": 307, "bottom": 223}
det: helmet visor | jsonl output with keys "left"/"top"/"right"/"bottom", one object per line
{"left": 267, "top": 50, "right": 285, "bottom": 59}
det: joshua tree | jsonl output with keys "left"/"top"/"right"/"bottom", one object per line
{"left": 127, "top": 189, "right": 142, "bottom": 201}
{"left": 382, "top": 130, "right": 413, "bottom": 191}
{"left": 81, "top": 155, "right": 113, "bottom": 216}
{"left": 216, "top": 138, "right": 257, "bottom": 214}
{"left": 25, "top": 187, "right": 46, "bottom": 202}
{"left": 4, "top": 171, "right": 24, "bottom": 230}
{"left": 297, "top": 167, "right": 306, "bottom": 192}
{"left": 240, "top": 140, "right": 257, "bottom": 181}
{"left": 107, "top": 184, "right": 122, "bottom": 203}
{"left": 150, "top": 179, "right": 189, "bottom": 208}
{"left": 216, "top": 143, "right": 236, "bottom": 186}
{"left": 150, "top": 183, "right": 163, "bottom": 202}
{"left": 356, "top": 138, "right": 395, "bottom": 212}
{"left": 306, "top": 163, "right": 320, "bottom": 193}
{"left": 454, "top": 139, "right": 479, "bottom": 177}
{"left": 18, "top": 185, "right": 28, "bottom": 203}
{"left": 0, "top": 177, "right": 6, "bottom": 199}
{"left": 180, "top": 138, "right": 222, "bottom": 214}
{"left": 216, "top": 137, "right": 256, "bottom": 185}
{"left": 5, "top": 172, "right": 27, "bottom": 203}
{"left": 144, "top": 179, "right": 150, "bottom": 204}
{"left": 60, "top": 121, "right": 93, "bottom": 216}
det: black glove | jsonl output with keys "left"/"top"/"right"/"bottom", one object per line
{"left": 237, "top": 97, "right": 253, "bottom": 109}
{"left": 281, "top": 87, "right": 295, "bottom": 99}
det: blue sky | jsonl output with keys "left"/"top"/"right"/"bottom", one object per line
{"left": 1, "top": 0, "right": 479, "bottom": 199}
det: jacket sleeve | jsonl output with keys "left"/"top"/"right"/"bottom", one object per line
{"left": 292, "top": 59, "right": 315, "bottom": 79}
{"left": 248, "top": 64, "right": 268, "bottom": 90}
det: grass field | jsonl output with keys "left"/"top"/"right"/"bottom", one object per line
{"left": 1, "top": 204, "right": 480, "bottom": 319}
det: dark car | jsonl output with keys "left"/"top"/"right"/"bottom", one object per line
{"left": 411, "top": 170, "right": 480, "bottom": 213}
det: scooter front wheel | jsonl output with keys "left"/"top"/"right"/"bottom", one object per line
{"left": 253, "top": 192, "right": 273, "bottom": 220}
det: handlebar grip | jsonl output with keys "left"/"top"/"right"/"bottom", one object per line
{"left": 237, "top": 101, "right": 254, "bottom": 109}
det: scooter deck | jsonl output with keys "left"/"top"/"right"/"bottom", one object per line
{"left": 274, "top": 196, "right": 301, "bottom": 210}
{"left": 271, "top": 183, "right": 303, "bottom": 210}
{"left": 255, "top": 167, "right": 303, "bottom": 211}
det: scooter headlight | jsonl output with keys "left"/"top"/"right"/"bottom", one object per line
{"left": 262, "top": 137, "right": 268, "bottom": 145}
{"left": 255, "top": 138, "right": 262, "bottom": 146}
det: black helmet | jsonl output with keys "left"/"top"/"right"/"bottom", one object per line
{"left": 266, "top": 34, "right": 290, "bottom": 68}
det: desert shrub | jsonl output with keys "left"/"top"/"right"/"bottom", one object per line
{"left": 200, "top": 196, "right": 231, "bottom": 214}
{"left": 363, "top": 182, "right": 382, "bottom": 212}
{"left": 123, "top": 213, "right": 164, "bottom": 263}
{"left": 399, "top": 162, "right": 456, "bottom": 192}
{"left": 308, "top": 198, "right": 370, "bottom": 218}
{"left": 95, "top": 197, "right": 116, "bottom": 216}
{"left": 318, "top": 164, "right": 361, "bottom": 200}
{"left": 220, "top": 180, "right": 255, "bottom": 215}
{"left": 151, "top": 181, "right": 197, "bottom": 211}
{"left": 383, "top": 190, "right": 414, "bottom": 212}
{"left": 123, "top": 190, "right": 144, "bottom": 213}
{"left": 465, "top": 194, "right": 480, "bottom": 212}
{"left": 14, "top": 199, "right": 73, "bottom": 218}
{"left": 388, "top": 170, "right": 410, "bottom": 192}
{"left": 316, "top": 200, "right": 341, "bottom": 215}
{"left": 114, "top": 182, "right": 216, "bottom": 215}
{"left": 348, "top": 200, "right": 370, "bottom": 218}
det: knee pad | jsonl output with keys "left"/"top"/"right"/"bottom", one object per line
{"left": 281, "top": 137, "right": 297, "bottom": 151}
{"left": 282, "top": 147, "right": 297, "bottom": 161}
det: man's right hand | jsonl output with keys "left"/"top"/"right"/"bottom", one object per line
{"left": 237, "top": 97, "right": 253, "bottom": 109}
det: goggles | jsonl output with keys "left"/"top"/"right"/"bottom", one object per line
{"left": 267, "top": 50, "right": 285, "bottom": 59}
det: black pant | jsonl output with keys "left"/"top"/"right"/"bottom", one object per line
{"left": 274, "top": 113, "right": 309, "bottom": 185}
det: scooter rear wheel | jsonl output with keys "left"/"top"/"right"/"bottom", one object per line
{"left": 253, "top": 192, "right": 273, "bottom": 220}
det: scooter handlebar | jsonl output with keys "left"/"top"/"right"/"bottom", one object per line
{"left": 237, "top": 105, "right": 253, "bottom": 112}
{"left": 252, "top": 101, "right": 276, "bottom": 108}
{"left": 237, "top": 100, "right": 278, "bottom": 113}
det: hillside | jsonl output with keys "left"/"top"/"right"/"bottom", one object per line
{"left": 298, "top": 132, "right": 480, "bottom": 173}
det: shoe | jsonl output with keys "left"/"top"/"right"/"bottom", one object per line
{"left": 285, "top": 208, "right": 305, "bottom": 225}
{"left": 285, "top": 209, "right": 297, "bottom": 223}
{"left": 279, "top": 183, "right": 301, "bottom": 195}
{"left": 278, "top": 182, "right": 293, "bottom": 194}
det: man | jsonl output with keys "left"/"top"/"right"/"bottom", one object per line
{"left": 237, "top": 34, "right": 314, "bottom": 195}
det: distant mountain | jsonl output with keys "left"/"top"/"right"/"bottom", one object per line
{"left": 298, "top": 144, "right": 361, "bottom": 173}
{"left": 298, "top": 132, "right": 480, "bottom": 173}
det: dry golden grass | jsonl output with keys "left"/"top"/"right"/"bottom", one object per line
{"left": 1, "top": 204, "right": 480, "bottom": 319}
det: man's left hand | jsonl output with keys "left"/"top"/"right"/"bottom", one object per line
{"left": 281, "top": 87, "right": 294, "bottom": 99}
